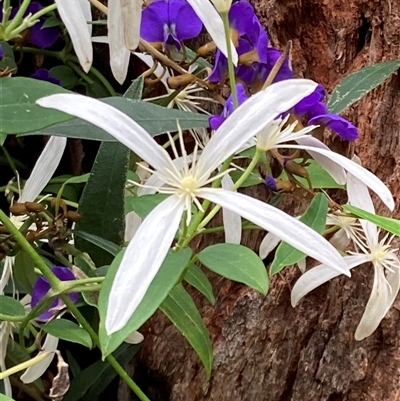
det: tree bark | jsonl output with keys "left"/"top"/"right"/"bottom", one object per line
{"left": 121, "top": 1, "right": 400, "bottom": 400}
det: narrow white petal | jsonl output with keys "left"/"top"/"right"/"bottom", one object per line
{"left": 108, "top": 0, "right": 131, "bottom": 84}
{"left": 197, "top": 79, "right": 318, "bottom": 178}
{"left": 221, "top": 174, "right": 241, "bottom": 244}
{"left": 198, "top": 188, "right": 351, "bottom": 276}
{"left": 106, "top": 195, "right": 185, "bottom": 333}
{"left": 186, "top": 0, "right": 237, "bottom": 64}
{"left": 76, "top": 0, "right": 92, "bottom": 36}
{"left": 291, "top": 254, "right": 369, "bottom": 307}
{"left": 121, "top": 0, "right": 142, "bottom": 50}
{"left": 20, "top": 137, "right": 67, "bottom": 203}
{"left": 37, "top": 94, "right": 172, "bottom": 173}
{"left": 346, "top": 155, "right": 378, "bottom": 244}
{"left": 21, "top": 335, "right": 59, "bottom": 383}
{"left": 0, "top": 323, "right": 12, "bottom": 396}
{"left": 55, "top": 0, "right": 93, "bottom": 72}
{"left": 259, "top": 232, "right": 282, "bottom": 260}
{"left": 91, "top": 36, "right": 109, "bottom": 43}
{"left": 297, "top": 258, "right": 306, "bottom": 273}
{"left": 329, "top": 228, "right": 351, "bottom": 251}
{"left": 354, "top": 265, "right": 396, "bottom": 341}
{"left": 280, "top": 144, "right": 395, "bottom": 211}
{"left": 295, "top": 136, "right": 346, "bottom": 185}
{"left": 125, "top": 211, "right": 142, "bottom": 241}
{"left": 124, "top": 331, "right": 144, "bottom": 344}
{"left": 0, "top": 257, "right": 14, "bottom": 295}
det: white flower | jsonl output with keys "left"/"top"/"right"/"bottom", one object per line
{"left": 37, "top": 79, "right": 351, "bottom": 334}
{"left": 254, "top": 117, "right": 394, "bottom": 211}
{"left": 291, "top": 157, "right": 400, "bottom": 340}
{"left": 55, "top": 0, "right": 93, "bottom": 72}
{"left": 185, "top": 0, "right": 238, "bottom": 65}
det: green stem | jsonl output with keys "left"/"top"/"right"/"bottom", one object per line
{"left": 221, "top": 11, "right": 238, "bottom": 108}
{"left": 15, "top": 46, "right": 63, "bottom": 60}
{"left": 89, "top": 65, "right": 118, "bottom": 96}
{"left": 0, "top": 313, "right": 26, "bottom": 322}
{"left": 4, "top": 0, "right": 31, "bottom": 34}
{"left": 2, "top": 0, "right": 12, "bottom": 25}
{"left": 198, "top": 148, "right": 263, "bottom": 230}
{"left": 61, "top": 297, "right": 151, "bottom": 401}
{"left": 201, "top": 223, "right": 261, "bottom": 235}
{"left": 0, "top": 352, "right": 52, "bottom": 380}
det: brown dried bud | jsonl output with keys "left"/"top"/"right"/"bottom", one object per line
{"left": 25, "top": 231, "right": 36, "bottom": 243}
{"left": 9, "top": 203, "right": 28, "bottom": 216}
{"left": 167, "top": 73, "right": 196, "bottom": 89}
{"left": 230, "top": 28, "right": 240, "bottom": 47}
{"left": 197, "top": 42, "right": 217, "bottom": 58}
{"left": 25, "top": 202, "right": 46, "bottom": 213}
{"left": 284, "top": 160, "right": 310, "bottom": 179}
{"left": 66, "top": 211, "right": 82, "bottom": 222}
{"left": 275, "top": 178, "right": 296, "bottom": 193}
{"left": 238, "top": 49, "right": 260, "bottom": 66}
{"left": 0, "top": 225, "right": 10, "bottom": 234}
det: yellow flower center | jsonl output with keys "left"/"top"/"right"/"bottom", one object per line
{"left": 180, "top": 175, "right": 198, "bottom": 194}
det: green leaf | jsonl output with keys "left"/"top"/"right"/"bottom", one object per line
{"left": 123, "top": 76, "right": 144, "bottom": 99}
{"left": 0, "top": 295, "right": 25, "bottom": 316}
{"left": 278, "top": 159, "right": 344, "bottom": 189}
{"left": 160, "top": 284, "right": 213, "bottom": 378}
{"left": 328, "top": 60, "right": 400, "bottom": 113}
{"left": 49, "top": 66, "right": 80, "bottom": 88}
{"left": 125, "top": 194, "right": 170, "bottom": 218}
{"left": 21, "top": 97, "right": 210, "bottom": 141}
{"left": 75, "top": 142, "right": 129, "bottom": 267}
{"left": 0, "top": 77, "right": 71, "bottom": 134}
{"left": 197, "top": 244, "right": 269, "bottom": 294}
{"left": 13, "top": 251, "right": 36, "bottom": 293}
{"left": 73, "top": 230, "right": 121, "bottom": 257}
{"left": 41, "top": 16, "right": 61, "bottom": 29}
{"left": 42, "top": 319, "right": 93, "bottom": 348}
{"left": 229, "top": 169, "right": 264, "bottom": 187}
{"left": 269, "top": 193, "right": 329, "bottom": 275}
{"left": 184, "top": 264, "right": 215, "bottom": 305}
{"left": 99, "top": 248, "right": 192, "bottom": 357}
{"left": 0, "top": 394, "right": 17, "bottom": 401}
{"left": 343, "top": 204, "right": 400, "bottom": 236}
{"left": 64, "top": 343, "right": 140, "bottom": 401}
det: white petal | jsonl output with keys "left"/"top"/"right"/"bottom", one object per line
{"left": 124, "top": 330, "right": 144, "bottom": 344}
{"left": 91, "top": 36, "right": 109, "bottom": 43}
{"left": 259, "top": 232, "right": 281, "bottom": 260}
{"left": 106, "top": 195, "right": 185, "bottom": 333}
{"left": 221, "top": 174, "right": 241, "bottom": 244}
{"left": 280, "top": 144, "right": 395, "bottom": 211}
{"left": 19, "top": 136, "right": 67, "bottom": 203}
{"left": 124, "top": 211, "right": 142, "bottom": 241}
{"left": 198, "top": 188, "right": 351, "bottom": 276}
{"left": 21, "top": 335, "right": 59, "bottom": 383}
{"left": 354, "top": 265, "right": 398, "bottom": 341}
{"left": 346, "top": 155, "right": 378, "bottom": 244}
{"left": 0, "top": 322, "right": 12, "bottom": 396}
{"left": 297, "top": 258, "right": 306, "bottom": 273}
{"left": 55, "top": 0, "right": 93, "bottom": 72}
{"left": 295, "top": 136, "right": 347, "bottom": 185}
{"left": 197, "top": 79, "right": 318, "bottom": 178}
{"left": 121, "top": 0, "right": 142, "bottom": 50}
{"left": 76, "top": 0, "right": 92, "bottom": 36}
{"left": 0, "top": 257, "right": 14, "bottom": 295}
{"left": 291, "top": 254, "right": 369, "bottom": 307}
{"left": 37, "top": 94, "right": 172, "bottom": 173}
{"left": 329, "top": 228, "right": 351, "bottom": 251}
{"left": 185, "top": 0, "right": 237, "bottom": 65}
{"left": 108, "top": 0, "right": 131, "bottom": 84}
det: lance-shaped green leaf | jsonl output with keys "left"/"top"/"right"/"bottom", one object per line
{"left": 42, "top": 319, "right": 93, "bottom": 348}
{"left": 184, "top": 264, "right": 216, "bottom": 305}
{"left": 0, "top": 77, "right": 71, "bottom": 134}
{"left": 270, "top": 193, "right": 329, "bottom": 275}
{"left": 125, "top": 194, "right": 170, "bottom": 219}
{"left": 23, "top": 97, "right": 210, "bottom": 141}
{"left": 0, "top": 295, "right": 25, "bottom": 316}
{"left": 343, "top": 204, "right": 400, "bottom": 236}
{"left": 328, "top": 60, "right": 400, "bottom": 113}
{"left": 160, "top": 284, "right": 213, "bottom": 379}
{"left": 98, "top": 248, "right": 192, "bottom": 357}
{"left": 197, "top": 244, "right": 269, "bottom": 294}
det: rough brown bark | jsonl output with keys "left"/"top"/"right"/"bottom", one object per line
{"left": 121, "top": 1, "right": 400, "bottom": 400}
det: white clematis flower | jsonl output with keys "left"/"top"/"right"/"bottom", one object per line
{"left": 37, "top": 79, "right": 351, "bottom": 334}
{"left": 291, "top": 158, "right": 400, "bottom": 340}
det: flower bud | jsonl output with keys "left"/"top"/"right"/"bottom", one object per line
{"left": 9, "top": 203, "right": 28, "bottom": 216}
{"left": 197, "top": 42, "right": 217, "bottom": 58}
{"left": 25, "top": 202, "right": 46, "bottom": 213}
{"left": 66, "top": 211, "right": 82, "bottom": 222}
{"left": 283, "top": 159, "right": 309, "bottom": 179}
{"left": 211, "top": 0, "right": 232, "bottom": 13}
{"left": 167, "top": 73, "right": 196, "bottom": 89}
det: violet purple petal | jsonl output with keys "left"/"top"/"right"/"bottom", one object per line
{"left": 308, "top": 114, "right": 359, "bottom": 141}
{"left": 169, "top": 0, "right": 202, "bottom": 41}
{"left": 140, "top": 0, "right": 168, "bottom": 43}
{"left": 209, "top": 115, "right": 226, "bottom": 130}
{"left": 31, "top": 68, "right": 61, "bottom": 85}
{"left": 293, "top": 83, "right": 326, "bottom": 115}
{"left": 265, "top": 175, "right": 277, "bottom": 191}
{"left": 30, "top": 21, "right": 59, "bottom": 48}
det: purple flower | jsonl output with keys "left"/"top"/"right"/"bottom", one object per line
{"left": 0, "top": 44, "right": 4, "bottom": 60}
{"left": 31, "top": 68, "right": 61, "bottom": 85}
{"left": 209, "top": 83, "right": 248, "bottom": 130}
{"left": 265, "top": 175, "right": 277, "bottom": 191}
{"left": 308, "top": 102, "right": 359, "bottom": 141}
{"left": 31, "top": 266, "right": 78, "bottom": 321}
{"left": 293, "top": 84, "right": 325, "bottom": 115}
{"left": 8, "top": 2, "right": 59, "bottom": 48}
{"left": 140, "top": 0, "right": 202, "bottom": 50}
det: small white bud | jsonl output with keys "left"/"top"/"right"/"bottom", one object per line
{"left": 211, "top": 0, "right": 232, "bottom": 13}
